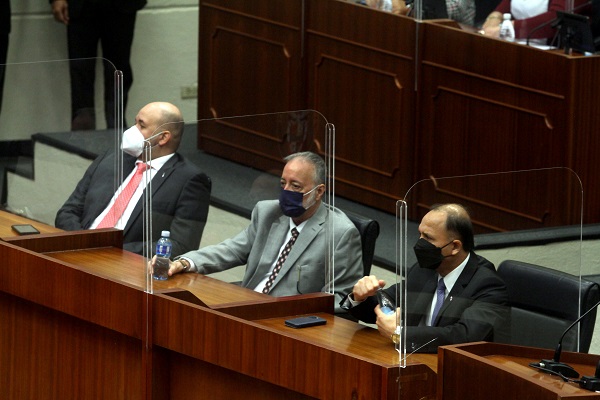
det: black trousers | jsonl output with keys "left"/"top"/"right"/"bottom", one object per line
{"left": 67, "top": 4, "right": 137, "bottom": 130}
{"left": 0, "top": 31, "right": 8, "bottom": 117}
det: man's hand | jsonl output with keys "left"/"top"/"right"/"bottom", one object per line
{"left": 168, "top": 259, "right": 188, "bottom": 276}
{"left": 352, "top": 275, "right": 386, "bottom": 302}
{"left": 51, "top": 0, "right": 69, "bottom": 25}
{"left": 374, "top": 305, "right": 401, "bottom": 339}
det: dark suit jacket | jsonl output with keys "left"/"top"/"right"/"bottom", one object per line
{"left": 344, "top": 253, "right": 510, "bottom": 353}
{"left": 1, "top": 0, "right": 9, "bottom": 34}
{"left": 55, "top": 151, "right": 211, "bottom": 257}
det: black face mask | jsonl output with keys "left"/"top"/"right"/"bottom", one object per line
{"left": 413, "top": 238, "right": 453, "bottom": 270}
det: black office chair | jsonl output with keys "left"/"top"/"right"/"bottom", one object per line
{"left": 344, "top": 210, "right": 380, "bottom": 277}
{"left": 497, "top": 260, "right": 600, "bottom": 353}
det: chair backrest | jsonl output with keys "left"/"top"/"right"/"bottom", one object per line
{"left": 497, "top": 260, "right": 600, "bottom": 353}
{"left": 344, "top": 210, "right": 380, "bottom": 276}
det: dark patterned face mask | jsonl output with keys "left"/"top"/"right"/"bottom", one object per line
{"left": 413, "top": 238, "right": 452, "bottom": 270}
{"left": 278, "top": 186, "right": 318, "bottom": 217}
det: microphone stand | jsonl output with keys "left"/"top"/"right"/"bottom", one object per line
{"left": 525, "top": 1, "right": 592, "bottom": 47}
{"left": 531, "top": 296, "right": 600, "bottom": 379}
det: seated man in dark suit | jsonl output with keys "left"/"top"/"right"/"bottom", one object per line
{"left": 55, "top": 101, "right": 211, "bottom": 257}
{"left": 341, "top": 203, "right": 509, "bottom": 353}
{"left": 164, "top": 151, "right": 363, "bottom": 312}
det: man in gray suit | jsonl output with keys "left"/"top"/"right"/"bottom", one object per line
{"left": 166, "top": 151, "right": 363, "bottom": 312}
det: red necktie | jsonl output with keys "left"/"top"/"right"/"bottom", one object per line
{"left": 97, "top": 163, "right": 147, "bottom": 228}
{"left": 262, "top": 228, "right": 299, "bottom": 294}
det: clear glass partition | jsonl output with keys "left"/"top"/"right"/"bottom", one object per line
{"left": 395, "top": 169, "right": 584, "bottom": 381}
{"left": 1, "top": 58, "right": 122, "bottom": 226}
{"left": 142, "top": 111, "right": 352, "bottom": 312}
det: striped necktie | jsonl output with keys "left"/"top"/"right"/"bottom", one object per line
{"left": 262, "top": 228, "right": 299, "bottom": 294}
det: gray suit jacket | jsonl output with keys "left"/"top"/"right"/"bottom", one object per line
{"left": 180, "top": 200, "right": 363, "bottom": 312}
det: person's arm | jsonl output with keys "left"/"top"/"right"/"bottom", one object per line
{"left": 51, "top": 0, "right": 69, "bottom": 25}
{"left": 55, "top": 152, "right": 106, "bottom": 231}
{"left": 341, "top": 276, "right": 389, "bottom": 323}
{"left": 328, "top": 224, "right": 373, "bottom": 313}
{"left": 481, "top": 0, "right": 509, "bottom": 35}
{"left": 512, "top": 0, "right": 566, "bottom": 39}
{"left": 168, "top": 203, "right": 263, "bottom": 276}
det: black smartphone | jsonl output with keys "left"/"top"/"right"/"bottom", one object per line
{"left": 284, "top": 315, "right": 327, "bottom": 329}
{"left": 376, "top": 289, "right": 396, "bottom": 315}
{"left": 11, "top": 224, "right": 40, "bottom": 235}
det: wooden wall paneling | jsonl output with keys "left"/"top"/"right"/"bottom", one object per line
{"left": 415, "top": 22, "right": 585, "bottom": 230}
{"left": 196, "top": 1, "right": 600, "bottom": 229}
{"left": 566, "top": 55, "right": 600, "bottom": 225}
{"left": 198, "top": 0, "right": 307, "bottom": 172}
{"left": 305, "top": 0, "right": 418, "bottom": 213}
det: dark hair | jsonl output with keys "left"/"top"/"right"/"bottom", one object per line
{"left": 432, "top": 203, "right": 474, "bottom": 252}
{"left": 283, "top": 151, "right": 326, "bottom": 185}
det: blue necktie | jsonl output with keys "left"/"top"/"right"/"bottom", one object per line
{"left": 430, "top": 278, "right": 446, "bottom": 325}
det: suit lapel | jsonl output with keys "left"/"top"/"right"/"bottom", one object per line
{"left": 435, "top": 253, "right": 478, "bottom": 324}
{"left": 244, "top": 214, "right": 289, "bottom": 289}
{"left": 412, "top": 274, "right": 438, "bottom": 323}
{"left": 269, "top": 204, "right": 326, "bottom": 289}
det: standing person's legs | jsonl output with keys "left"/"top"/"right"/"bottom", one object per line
{"left": 67, "top": 4, "right": 102, "bottom": 130}
{"left": 100, "top": 11, "right": 137, "bottom": 129}
{"left": 0, "top": 31, "right": 9, "bottom": 116}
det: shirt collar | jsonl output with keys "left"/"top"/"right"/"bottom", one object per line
{"left": 439, "top": 252, "right": 470, "bottom": 293}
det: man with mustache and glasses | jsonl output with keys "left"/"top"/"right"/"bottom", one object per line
{"left": 341, "top": 203, "right": 509, "bottom": 353}
{"left": 166, "top": 151, "right": 363, "bottom": 313}
{"left": 55, "top": 101, "right": 211, "bottom": 257}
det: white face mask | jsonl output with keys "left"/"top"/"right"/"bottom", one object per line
{"left": 121, "top": 126, "right": 163, "bottom": 157}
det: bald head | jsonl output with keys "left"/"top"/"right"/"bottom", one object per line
{"left": 135, "top": 102, "right": 184, "bottom": 157}
{"left": 430, "top": 203, "right": 474, "bottom": 252}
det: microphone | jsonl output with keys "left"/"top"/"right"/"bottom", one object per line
{"left": 580, "top": 359, "right": 600, "bottom": 391}
{"left": 525, "top": 1, "right": 592, "bottom": 46}
{"left": 530, "top": 296, "right": 600, "bottom": 379}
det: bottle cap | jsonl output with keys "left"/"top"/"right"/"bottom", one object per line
{"left": 503, "top": 13, "right": 511, "bottom": 20}
{"left": 161, "top": 230, "right": 170, "bottom": 237}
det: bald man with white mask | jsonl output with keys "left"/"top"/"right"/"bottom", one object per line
{"left": 56, "top": 102, "right": 212, "bottom": 257}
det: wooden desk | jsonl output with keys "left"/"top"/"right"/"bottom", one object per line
{"left": 0, "top": 229, "right": 437, "bottom": 399}
{"left": 438, "top": 342, "right": 600, "bottom": 399}
{"left": 0, "top": 208, "right": 61, "bottom": 236}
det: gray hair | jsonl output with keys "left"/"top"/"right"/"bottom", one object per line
{"left": 284, "top": 151, "right": 326, "bottom": 185}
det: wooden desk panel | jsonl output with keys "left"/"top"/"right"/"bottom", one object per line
{"left": 415, "top": 22, "right": 591, "bottom": 231}
{"left": 0, "top": 291, "right": 145, "bottom": 400}
{"left": 1, "top": 229, "right": 436, "bottom": 399}
{"left": 438, "top": 342, "right": 600, "bottom": 399}
{"left": 151, "top": 298, "right": 437, "bottom": 400}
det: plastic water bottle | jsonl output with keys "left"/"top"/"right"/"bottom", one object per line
{"left": 380, "top": 0, "right": 393, "bottom": 12}
{"left": 153, "top": 230, "right": 172, "bottom": 280}
{"left": 499, "top": 13, "right": 515, "bottom": 42}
